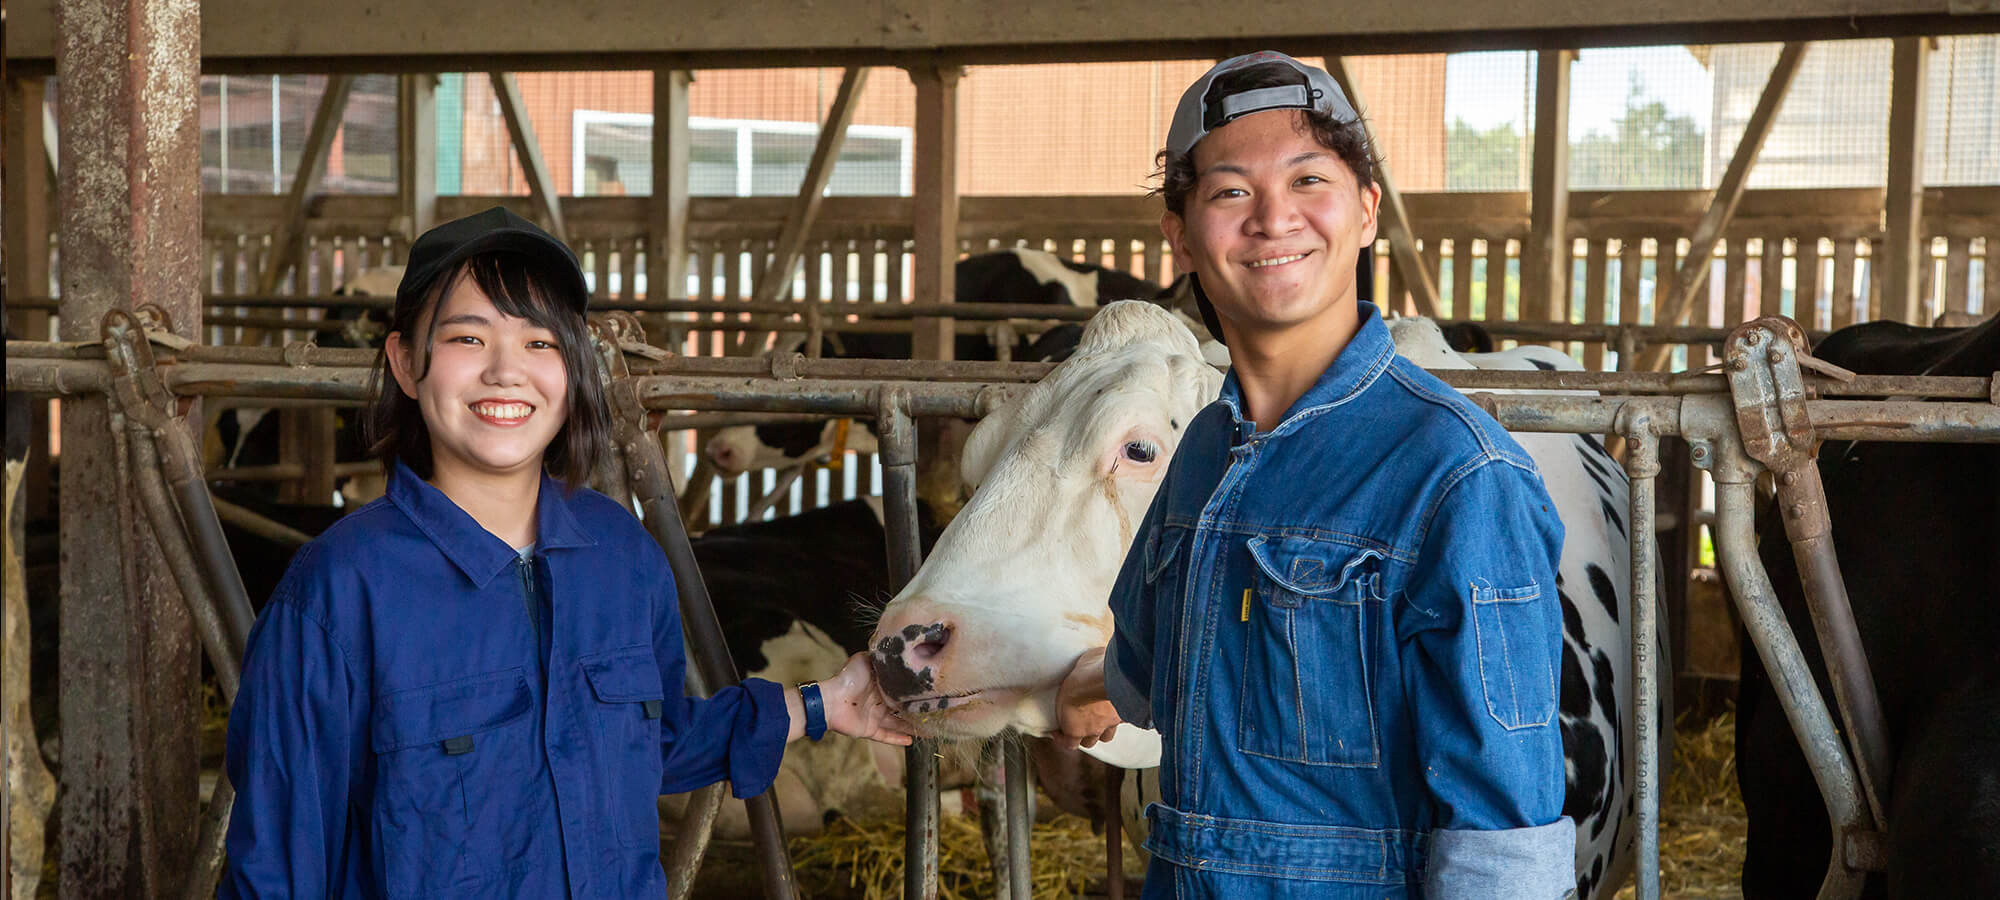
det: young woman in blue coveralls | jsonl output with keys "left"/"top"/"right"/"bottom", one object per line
{"left": 1056, "top": 55, "right": 1576, "bottom": 898}
{"left": 220, "top": 207, "right": 914, "bottom": 898}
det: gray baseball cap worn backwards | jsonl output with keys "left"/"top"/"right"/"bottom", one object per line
{"left": 1166, "top": 51, "right": 1375, "bottom": 345}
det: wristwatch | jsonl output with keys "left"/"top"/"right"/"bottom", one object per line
{"left": 798, "top": 681, "right": 828, "bottom": 742}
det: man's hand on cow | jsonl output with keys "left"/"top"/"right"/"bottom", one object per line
{"left": 821, "top": 652, "right": 918, "bottom": 746}
{"left": 1055, "top": 647, "right": 1123, "bottom": 750}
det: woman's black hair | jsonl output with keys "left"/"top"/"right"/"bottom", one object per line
{"left": 1152, "top": 61, "right": 1380, "bottom": 216}
{"left": 366, "top": 252, "right": 611, "bottom": 489}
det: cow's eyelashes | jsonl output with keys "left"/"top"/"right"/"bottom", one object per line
{"left": 1123, "top": 441, "right": 1158, "bottom": 464}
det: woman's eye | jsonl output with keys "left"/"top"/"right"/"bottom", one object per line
{"left": 528, "top": 339, "right": 557, "bottom": 350}
{"left": 1123, "top": 441, "right": 1157, "bottom": 464}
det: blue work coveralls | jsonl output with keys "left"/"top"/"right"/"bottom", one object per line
{"left": 221, "top": 460, "right": 788, "bottom": 898}
{"left": 1104, "top": 303, "right": 1577, "bottom": 898}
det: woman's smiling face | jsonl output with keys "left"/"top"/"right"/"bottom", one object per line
{"left": 387, "top": 274, "right": 572, "bottom": 484}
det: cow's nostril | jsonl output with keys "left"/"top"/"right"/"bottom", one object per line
{"left": 910, "top": 627, "right": 950, "bottom": 662}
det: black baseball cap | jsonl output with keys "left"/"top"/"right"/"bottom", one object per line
{"left": 396, "top": 206, "right": 589, "bottom": 313}
{"left": 1166, "top": 52, "right": 1375, "bottom": 346}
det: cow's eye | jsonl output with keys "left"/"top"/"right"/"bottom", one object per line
{"left": 1123, "top": 441, "right": 1157, "bottom": 464}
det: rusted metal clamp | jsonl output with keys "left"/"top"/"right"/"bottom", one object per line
{"left": 1723, "top": 315, "right": 1894, "bottom": 849}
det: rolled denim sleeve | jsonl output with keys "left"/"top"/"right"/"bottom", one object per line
{"left": 653, "top": 568, "right": 790, "bottom": 799}
{"left": 1398, "top": 458, "right": 1573, "bottom": 898}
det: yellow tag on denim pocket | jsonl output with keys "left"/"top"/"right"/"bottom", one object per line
{"left": 1241, "top": 588, "right": 1251, "bottom": 622}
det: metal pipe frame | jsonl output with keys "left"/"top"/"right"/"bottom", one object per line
{"left": 13, "top": 329, "right": 1998, "bottom": 898}
{"left": 1003, "top": 740, "right": 1032, "bottom": 900}
{"left": 1618, "top": 408, "right": 1664, "bottom": 900}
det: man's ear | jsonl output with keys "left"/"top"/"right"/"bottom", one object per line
{"left": 384, "top": 332, "right": 421, "bottom": 399}
{"left": 1358, "top": 182, "right": 1383, "bottom": 248}
{"left": 1160, "top": 211, "right": 1189, "bottom": 276}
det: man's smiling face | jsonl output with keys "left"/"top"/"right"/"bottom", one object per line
{"left": 1162, "top": 108, "right": 1382, "bottom": 344}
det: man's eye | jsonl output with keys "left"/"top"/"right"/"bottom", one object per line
{"left": 448, "top": 335, "right": 481, "bottom": 346}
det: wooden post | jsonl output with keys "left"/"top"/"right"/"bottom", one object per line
{"left": 490, "top": 72, "right": 568, "bottom": 244}
{"left": 397, "top": 73, "right": 439, "bottom": 240}
{"left": 5, "top": 77, "right": 55, "bottom": 518}
{"left": 909, "top": 64, "right": 959, "bottom": 362}
{"left": 649, "top": 70, "right": 692, "bottom": 306}
{"left": 1327, "top": 57, "right": 1439, "bottom": 318}
{"left": 53, "top": 0, "right": 205, "bottom": 891}
{"left": 1883, "top": 37, "right": 1930, "bottom": 325}
{"left": 1523, "top": 50, "right": 1573, "bottom": 329}
{"left": 750, "top": 68, "right": 870, "bottom": 306}
{"left": 257, "top": 75, "right": 355, "bottom": 295}
{"left": 1638, "top": 42, "right": 1806, "bottom": 371}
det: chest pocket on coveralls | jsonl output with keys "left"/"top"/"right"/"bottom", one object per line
{"left": 1237, "top": 536, "right": 1383, "bottom": 767}
{"left": 581, "top": 646, "right": 669, "bottom": 848}
{"left": 371, "top": 668, "right": 536, "bottom": 898}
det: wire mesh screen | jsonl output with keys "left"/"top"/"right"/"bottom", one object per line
{"left": 1567, "top": 47, "right": 1712, "bottom": 189}
{"left": 1928, "top": 35, "right": 2000, "bottom": 186}
{"left": 1444, "top": 51, "right": 1535, "bottom": 191}
{"left": 199, "top": 74, "right": 398, "bottom": 194}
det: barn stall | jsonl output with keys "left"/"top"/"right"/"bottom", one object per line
{"left": 5, "top": 2, "right": 2000, "bottom": 898}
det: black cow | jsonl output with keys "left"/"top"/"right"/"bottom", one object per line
{"left": 705, "top": 249, "right": 1165, "bottom": 475}
{"left": 1738, "top": 313, "right": 2000, "bottom": 898}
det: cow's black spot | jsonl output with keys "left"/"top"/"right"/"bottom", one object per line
{"left": 1576, "top": 452, "right": 1615, "bottom": 498}
{"left": 1577, "top": 432, "right": 1616, "bottom": 463}
{"left": 1585, "top": 562, "right": 1620, "bottom": 625}
{"left": 1528, "top": 357, "right": 1558, "bottom": 371}
{"left": 1599, "top": 497, "right": 1626, "bottom": 537}
{"left": 1170, "top": 419, "right": 1179, "bottom": 430}
{"left": 755, "top": 421, "right": 828, "bottom": 459}
{"left": 876, "top": 659, "right": 934, "bottom": 701}
{"left": 901, "top": 625, "right": 923, "bottom": 641}
{"left": 1587, "top": 646, "right": 1621, "bottom": 842}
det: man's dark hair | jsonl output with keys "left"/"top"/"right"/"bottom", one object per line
{"left": 1153, "top": 62, "right": 1380, "bottom": 216}
{"left": 367, "top": 253, "right": 611, "bottom": 489}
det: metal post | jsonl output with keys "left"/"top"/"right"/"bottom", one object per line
{"left": 53, "top": 0, "right": 205, "bottom": 886}
{"left": 876, "top": 388, "right": 939, "bottom": 900}
{"left": 1003, "top": 741, "right": 1032, "bottom": 900}
{"left": 1699, "top": 400, "right": 1870, "bottom": 900}
{"left": 1618, "top": 407, "right": 1662, "bottom": 900}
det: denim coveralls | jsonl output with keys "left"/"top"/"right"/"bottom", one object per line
{"left": 1104, "top": 303, "right": 1576, "bottom": 899}
{"left": 221, "top": 461, "right": 788, "bottom": 898}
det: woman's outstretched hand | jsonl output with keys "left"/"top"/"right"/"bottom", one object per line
{"left": 821, "top": 652, "right": 918, "bottom": 746}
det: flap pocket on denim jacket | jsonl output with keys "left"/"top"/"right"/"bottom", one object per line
{"left": 581, "top": 646, "right": 667, "bottom": 704}
{"left": 1247, "top": 537, "right": 1385, "bottom": 605}
{"left": 1470, "top": 579, "right": 1559, "bottom": 730}
{"left": 372, "top": 668, "right": 532, "bottom": 754}
{"left": 1144, "top": 525, "right": 1186, "bottom": 584}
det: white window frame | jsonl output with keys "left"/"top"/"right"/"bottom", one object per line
{"left": 571, "top": 110, "right": 913, "bottom": 197}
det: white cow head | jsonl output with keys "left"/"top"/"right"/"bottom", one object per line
{"left": 866, "top": 301, "right": 1221, "bottom": 745}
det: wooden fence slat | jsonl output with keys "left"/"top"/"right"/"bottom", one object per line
{"left": 1583, "top": 237, "right": 1609, "bottom": 371}
{"left": 1450, "top": 234, "right": 1474, "bottom": 323}
{"left": 1944, "top": 236, "right": 1970, "bottom": 317}
{"left": 1143, "top": 239, "right": 1164, "bottom": 286}
{"left": 1424, "top": 237, "right": 1447, "bottom": 320}
{"left": 1832, "top": 239, "right": 1858, "bottom": 330}
{"left": 1385, "top": 242, "right": 1407, "bottom": 317}
{"left": 1724, "top": 237, "right": 1748, "bottom": 328}
{"left": 619, "top": 237, "right": 639, "bottom": 303}
{"left": 1865, "top": 239, "right": 1885, "bottom": 322}
{"left": 1917, "top": 236, "right": 1937, "bottom": 324}
{"left": 1761, "top": 234, "right": 1786, "bottom": 319}
{"left": 1796, "top": 235, "right": 1823, "bottom": 330}
{"left": 1985, "top": 235, "right": 1998, "bottom": 316}
{"left": 1483, "top": 236, "right": 1509, "bottom": 324}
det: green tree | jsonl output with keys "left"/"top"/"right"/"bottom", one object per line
{"left": 1570, "top": 83, "right": 1707, "bottom": 189}
{"left": 1446, "top": 119, "right": 1526, "bottom": 191}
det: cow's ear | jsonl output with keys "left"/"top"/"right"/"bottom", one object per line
{"left": 959, "top": 398, "right": 1024, "bottom": 491}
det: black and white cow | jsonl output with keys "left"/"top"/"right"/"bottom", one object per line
{"left": 864, "top": 302, "right": 1661, "bottom": 899}
{"left": 1739, "top": 313, "right": 2000, "bottom": 899}
{"left": 703, "top": 249, "right": 1165, "bottom": 476}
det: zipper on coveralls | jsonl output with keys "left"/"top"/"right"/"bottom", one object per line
{"left": 517, "top": 555, "right": 544, "bottom": 682}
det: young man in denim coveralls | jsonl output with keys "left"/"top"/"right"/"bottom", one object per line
{"left": 1056, "top": 52, "right": 1578, "bottom": 899}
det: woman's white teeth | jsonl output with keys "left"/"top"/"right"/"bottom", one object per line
{"left": 1248, "top": 253, "right": 1307, "bottom": 268}
{"left": 473, "top": 402, "right": 531, "bottom": 419}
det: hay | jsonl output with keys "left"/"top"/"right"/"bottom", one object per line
{"left": 789, "top": 808, "right": 1143, "bottom": 900}
{"left": 1615, "top": 707, "right": 1747, "bottom": 900}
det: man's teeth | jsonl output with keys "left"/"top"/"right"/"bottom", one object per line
{"left": 473, "top": 402, "right": 532, "bottom": 419}
{"left": 1247, "top": 253, "right": 1307, "bottom": 268}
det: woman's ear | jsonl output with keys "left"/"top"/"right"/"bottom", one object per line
{"left": 384, "top": 332, "right": 421, "bottom": 400}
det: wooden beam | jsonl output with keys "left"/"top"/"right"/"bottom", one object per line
{"left": 489, "top": 72, "right": 567, "bottom": 244}
{"left": 1882, "top": 36, "right": 1929, "bottom": 325}
{"left": 257, "top": 74, "right": 354, "bottom": 295}
{"left": 7, "top": 2, "right": 1990, "bottom": 74}
{"left": 1639, "top": 41, "right": 1805, "bottom": 371}
{"left": 750, "top": 68, "right": 871, "bottom": 307}
{"left": 648, "top": 69, "right": 692, "bottom": 308}
{"left": 909, "top": 64, "right": 959, "bottom": 363}
{"left": 1523, "top": 49, "right": 1573, "bottom": 329}
{"left": 397, "top": 73, "right": 438, "bottom": 239}
{"left": 53, "top": 0, "right": 205, "bottom": 890}
{"left": 1327, "top": 57, "right": 1439, "bottom": 318}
